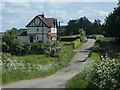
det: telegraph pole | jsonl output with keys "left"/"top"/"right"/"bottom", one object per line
{"left": 58, "top": 21, "right": 63, "bottom": 39}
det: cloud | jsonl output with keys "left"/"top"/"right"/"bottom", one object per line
{"left": 48, "top": 2, "right": 70, "bottom": 9}
{"left": 2, "top": 0, "right": 118, "bottom": 2}
{"left": 50, "top": 10, "right": 66, "bottom": 17}
{"left": 77, "top": 6, "right": 109, "bottom": 19}
{"left": 2, "top": 2, "right": 44, "bottom": 16}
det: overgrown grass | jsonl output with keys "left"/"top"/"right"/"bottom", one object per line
{"left": 94, "top": 36, "right": 120, "bottom": 58}
{"left": 2, "top": 45, "right": 75, "bottom": 84}
{"left": 16, "top": 54, "right": 58, "bottom": 64}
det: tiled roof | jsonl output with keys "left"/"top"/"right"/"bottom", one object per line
{"left": 16, "top": 31, "right": 27, "bottom": 36}
{"left": 26, "top": 14, "right": 57, "bottom": 27}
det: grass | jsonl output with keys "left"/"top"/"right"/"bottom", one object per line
{"left": 66, "top": 36, "right": 120, "bottom": 89}
{"left": 66, "top": 52, "right": 100, "bottom": 88}
{"left": 61, "top": 38, "right": 86, "bottom": 50}
{"left": 94, "top": 36, "right": 120, "bottom": 58}
{"left": 2, "top": 45, "right": 75, "bottom": 84}
{"left": 16, "top": 54, "right": 58, "bottom": 64}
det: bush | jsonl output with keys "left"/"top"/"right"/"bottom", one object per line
{"left": 91, "top": 55, "right": 120, "bottom": 89}
{"left": 44, "top": 40, "right": 61, "bottom": 57}
{"left": 30, "top": 43, "right": 44, "bottom": 54}
{"left": 60, "top": 36, "right": 79, "bottom": 41}
{"left": 73, "top": 39, "right": 81, "bottom": 49}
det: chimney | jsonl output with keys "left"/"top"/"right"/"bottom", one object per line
{"left": 38, "top": 13, "right": 44, "bottom": 18}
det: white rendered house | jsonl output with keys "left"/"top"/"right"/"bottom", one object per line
{"left": 17, "top": 14, "right": 58, "bottom": 43}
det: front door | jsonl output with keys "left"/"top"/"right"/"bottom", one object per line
{"left": 30, "top": 36, "right": 33, "bottom": 42}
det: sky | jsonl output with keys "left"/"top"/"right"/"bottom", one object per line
{"left": 1, "top": 1, "right": 119, "bottom": 32}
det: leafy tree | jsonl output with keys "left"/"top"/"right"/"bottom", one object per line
{"left": 104, "top": 5, "right": 120, "bottom": 41}
{"left": 2, "top": 28, "right": 22, "bottom": 54}
{"left": 91, "top": 19, "right": 103, "bottom": 34}
{"left": 65, "top": 20, "right": 79, "bottom": 35}
{"left": 65, "top": 17, "right": 101, "bottom": 36}
{"left": 78, "top": 17, "right": 93, "bottom": 35}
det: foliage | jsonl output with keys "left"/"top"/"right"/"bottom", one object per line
{"left": 2, "top": 53, "right": 60, "bottom": 84}
{"left": 44, "top": 40, "right": 61, "bottom": 57}
{"left": 2, "top": 45, "right": 74, "bottom": 84}
{"left": 104, "top": 5, "right": 120, "bottom": 41}
{"left": 91, "top": 55, "right": 120, "bottom": 89}
{"left": 66, "top": 53, "right": 120, "bottom": 89}
{"left": 79, "top": 29, "right": 87, "bottom": 42}
{"left": 65, "top": 17, "right": 103, "bottom": 36}
{"left": 90, "top": 52, "right": 101, "bottom": 63}
{"left": 2, "top": 28, "right": 22, "bottom": 54}
{"left": 73, "top": 39, "right": 81, "bottom": 49}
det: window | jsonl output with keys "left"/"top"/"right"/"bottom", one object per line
{"left": 37, "top": 28, "right": 39, "bottom": 31}
{"left": 36, "top": 36, "right": 38, "bottom": 40}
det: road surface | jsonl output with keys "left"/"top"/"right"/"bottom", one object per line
{"left": 2, "top": 39, "right": 95, "bottom": 88}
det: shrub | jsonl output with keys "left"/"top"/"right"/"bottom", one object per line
{"left": 30, "top": 43, "right": 44, "bottom": 54}
{"left": 73, "top": 39, "right": 81, "bottom": 49}
{"left": 44, "top": 40, "right": 61, "bottom": 57}
{"left": 91, "top": 55, "right": 120, "bottom": 89}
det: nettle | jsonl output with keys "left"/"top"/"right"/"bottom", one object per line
{"left": 92, "top": 55, "right": 120, "bottom": 89}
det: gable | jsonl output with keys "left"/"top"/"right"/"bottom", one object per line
{"left": 26, "top": 16, "right": 49, "bottom": 27}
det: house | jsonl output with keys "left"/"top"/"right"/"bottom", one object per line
{"left": 17, "top": 14, "right": 58, "bottom": 43}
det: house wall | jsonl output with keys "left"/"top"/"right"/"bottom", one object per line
{"left": 51, "top": 27, "right": 57, "bottom": 40}
{"left": 27, "top": 27, "right": 49, "bottom": 34}
{"left": 27, "top": 27, "right": 50, "bottom": 42}
{"left": 51, "top": 27, "right": 57, "bottom": 33}
{"left": 36, "top": 34, "right": 48, "bottom": 42}
{"left": 17, "top": 36, "right": 30, "bottom": 43}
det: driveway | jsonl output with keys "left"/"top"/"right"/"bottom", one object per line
{"left": 2, "top": 39, "right": 95, "bottom": 88}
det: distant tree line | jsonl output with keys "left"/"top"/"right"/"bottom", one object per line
{"left": 65, "top": 17, "right": 103, "bottom": 36}
{"left": 64, "top": 3, "right": 120, "bottom": 42}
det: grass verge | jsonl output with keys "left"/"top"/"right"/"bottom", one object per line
{"left": 65, "top": 52, "right": 100, "bottom": 88}
{"left": 2, "top": 45, "right": 75, "bottom": 84}
{"left": 66, "top": 36, "right": 120, "bottom": 89}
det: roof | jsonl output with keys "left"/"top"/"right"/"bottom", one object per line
{"left": 43, "top": 18, "right": 56, "bottom": 27}
{"left": 16, "top": 31, "right": 27, "bottom": 36}
{"left": 26, "top": 14, "right": 57, "bottom": 28}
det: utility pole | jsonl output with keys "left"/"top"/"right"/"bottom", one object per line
{"left": 58, "top": 21, "right": 63, "bottom": 39}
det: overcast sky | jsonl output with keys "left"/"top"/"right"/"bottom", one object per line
{"left": 1, "top": 1, "right": 119, "bottom": 32}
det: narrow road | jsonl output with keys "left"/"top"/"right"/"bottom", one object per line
{"left": 2, "top": 39, "right": 95, "bottom": 88}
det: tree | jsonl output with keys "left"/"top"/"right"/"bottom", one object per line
{"left": 104, "top": 5, "right": 120, "bottom": 40}
{"left": 2, "top": 28, "right": 22, "bottom": 54}
{"left": 65, "top": 20, "right": 79, "bottom": 35}
{"left": 65, "top": 17, "right": 93, "bottom": 36}
{"left": 91, "top": 19, "right": 103, "bottom": 34}
{"left": 78, "top": 17, "right": 93, "bottom": 35}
